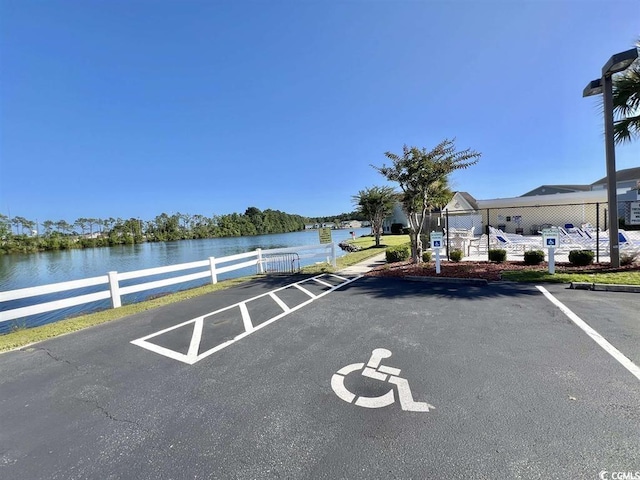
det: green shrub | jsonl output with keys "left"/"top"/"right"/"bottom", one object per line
{"left": 523, "top": 250, "right": 545, "bottom": 265}
{"left": 568, "top": 249, "right": 595, "bottom": 266}
{"left": 620, "top": 251, "right": 638, "bottom": 266}
{"left": 422, "top": 250, "right": 432, "bottom": 262}
{"left": 488, "top": 249, "right": 507, "bottom": 263}
{"left": 386, "top": 244, "right": 410, "bottom": 263}
{"left": 449, "top": 249, "right": 463, "bottom": 262}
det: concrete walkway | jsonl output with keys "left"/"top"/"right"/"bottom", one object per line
{"left": 337, "top": 252, "right": 387, "bottom": 276}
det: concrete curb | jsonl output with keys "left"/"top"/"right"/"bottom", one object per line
{"left": 404, "top": 276, "right": 489, "bottom": 286}
{"left": 570, "top": 282, "right": 640, "bottom": 293}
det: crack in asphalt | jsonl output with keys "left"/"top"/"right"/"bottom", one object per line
{"left": 79, "top": 398, "right": 149, "bottom": 432}
{"left": 24, "top": 348, "right": 149, "bottom": 432}
{"left": 28, "top": 347, "right": 78, "bottom": 368}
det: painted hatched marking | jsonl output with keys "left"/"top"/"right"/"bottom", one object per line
{"left": 293, "top": 283, "right": 316, "bottom": 299}
{"left": 239, "top": 303, "right": 253, "bottom": 333}
{"left": 330, "top": 274, "right": 349, "bottom": 282}
{"left": 131, "top": 274, "right": 362, "bottom": 364}
{"left": 188, "top": 318, "right": 204, "bottom": 358}
{"left": 313, "top": 278, "right": 334, "bottom": 288}
{"left": 269, "top": 292, "right": 290, "bottom": 312}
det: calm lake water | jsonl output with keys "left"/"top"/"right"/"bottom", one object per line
{"left": 0, "top": 228, "right": 370, "bottom": 333}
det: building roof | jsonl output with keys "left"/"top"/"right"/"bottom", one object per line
{"left": 456, "top": 192, "right": 479, "bottom": 210}
{"left": 591, "top": 166, "right": 640, "bottom": 186}
{"left": 477, "top": 190, "right": 607, "bottom": 209}
{"left": 442, "top": 192, "right": 479, "bottom": 213}
{"left": 520, "top": 185, "right": 591, "bottom": 196}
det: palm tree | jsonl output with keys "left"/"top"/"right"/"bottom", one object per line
{"left": 424, "top": 176, "right": 453, "bottom": 233}
{"left": 612, "top": 39, "right": 640, "bottom": 144}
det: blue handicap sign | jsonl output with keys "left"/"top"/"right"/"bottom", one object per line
{"left": 546, "top": 238, "right": 556, "bottom": 246}
{"left": 433, "top": 240, "right": 441, "bottom": 247}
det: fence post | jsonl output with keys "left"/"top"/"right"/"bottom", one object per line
{"left": 108, "top": 271, "right": 121, "bottom": 308}
{"left": 331, "top": 242, "right": 337, "bottom": 268}
{"left": 445, "top": 209, "right": 450, "bottom": 260}
{"left": 486, "top": 208, "right": 490, "bottom": 260}
{"left": 256, "top": 248, "right": 264, "bottom": 274}
{"left": 596, "top": 203, "right": 600, "bottom": 263}
{"left": 209, "top": 257, "right": 217, "bottom": 284}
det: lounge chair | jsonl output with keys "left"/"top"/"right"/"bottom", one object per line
{"left": 619, "top": 230, "right": 640, "bottom": 254}
{"left": 488, "top": 226, "right": 539, "bottom": 252}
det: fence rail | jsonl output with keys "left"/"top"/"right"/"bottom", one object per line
{"left": 0, "top": 243, "right": 336, "bottom": 329}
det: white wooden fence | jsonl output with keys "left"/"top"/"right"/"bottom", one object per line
{"left": 0, "top": 243, "right": 337, "bottom": 327}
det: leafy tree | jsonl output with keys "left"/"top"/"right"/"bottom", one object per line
{"left": 11, "top": 217, "right": 21, "bottom": 235}
{"left": 74, "top": 218, "right": 88, "bottom": 236}
{"left": 42, "top": 220, "right": 54, "bottom": 235}
{"left": 373, "top": 139, "right": 480, "bottom": 262}
{"left": 22, "top": 218, "right": 36, "bottom": 236}
{"left": 612, "top": 39, "right": 640, "bottom": 144}
{"left": 86, "top": 218, "right": 98, "bottom": 236}
{"left": 352, "top": 186, "right": 397, "bottom": 247}
{"left": 12, "top": 216, "right": 35, "bottom": 235}
{"left": 55, "top": 220, "right": 73, "bottom": 235}
{"left": 0, "top": 214, "right": 12, "bottom": 240}
{"left": 306, "top": 211, "right": 367, "bottom": 224}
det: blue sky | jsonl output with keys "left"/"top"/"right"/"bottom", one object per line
{"left": 1, "top": 0, "right": 639, "bottom": 224}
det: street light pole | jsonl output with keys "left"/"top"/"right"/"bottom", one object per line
{"left": 602, "top": 73, "right": 620, "bottom": 267}
{"left": 583, "top": 48, "right": 638, "bottom": 268}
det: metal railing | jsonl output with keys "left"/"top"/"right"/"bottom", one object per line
{"left": 261, "top": 253, "right": 301, "bottom": 274}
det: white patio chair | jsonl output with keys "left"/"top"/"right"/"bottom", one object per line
{"left": 488, "top": 227, "right": 539, "bottom": 252}
{"left": 619, "top": 230, "right": 640, "bottom": 254}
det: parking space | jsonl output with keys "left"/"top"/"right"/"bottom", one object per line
{"left": 539, "top": 283, "right": 640, "bottom": 368}
{"left": 1, "top": 276, "right": 638, "bottom": 479}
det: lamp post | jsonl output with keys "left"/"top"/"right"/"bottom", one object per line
{"left": 583, "top": 48, "right": 638, "bottom": 268}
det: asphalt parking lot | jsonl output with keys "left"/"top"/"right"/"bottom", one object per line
{"left": 1, "top": 275, "right": 639, "bottom": 479}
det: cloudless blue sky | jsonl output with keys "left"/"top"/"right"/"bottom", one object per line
{"left": 1, "top": 0, "right": 638, "bottom": 224}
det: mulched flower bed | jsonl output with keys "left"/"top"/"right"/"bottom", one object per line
{"left": 365, "top": 260, "right": 640, "bottom": 282}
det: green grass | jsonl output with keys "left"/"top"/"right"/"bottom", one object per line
{"left": 347, "top": 234, "right": 410, "bottom": 249}
{"left": 502, "top": 270, "right": 640, "bottom": 285}
{"left": 300, "top": 234, "right": 411, "bottom": 274}
{"left": 0, "top": 276, "right": 259, "bottom": 353}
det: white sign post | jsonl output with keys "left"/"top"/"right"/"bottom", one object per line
{"left": 541, "top": 228, "right": 560, "bottom": 274}
{"left": 430, "top": 231, "right": 444, "bottom": 274}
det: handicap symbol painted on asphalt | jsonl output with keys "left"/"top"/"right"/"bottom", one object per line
{"left": 331, "top": 348, "right": 434, "bottom": 412}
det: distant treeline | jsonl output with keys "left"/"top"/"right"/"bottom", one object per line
{"left": 0, "top": 208, "right": 365, "bottom": 254}
{"left": 307, "top": 211, "right": 367, "bottom": 224}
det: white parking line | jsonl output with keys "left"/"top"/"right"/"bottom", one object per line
{"left": 188, "top": 317, "right": 204, "bottom": 358}
{"left": 131, "top": 274, "right": 362, "bottom": 364}
{"left": 537, "top": 286, "right": 640, "bottom": 382}
{"left": 269, "top": 292, "right": 290, "bottom": 312}
{"left": 313, "top": 278, "right": 334, "bottom": 288}
{"left": 239, "top": 303, "right": 253, "bottom": 333}
{"left": 293, "top": 283, "right": 316, "bottom": 298}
